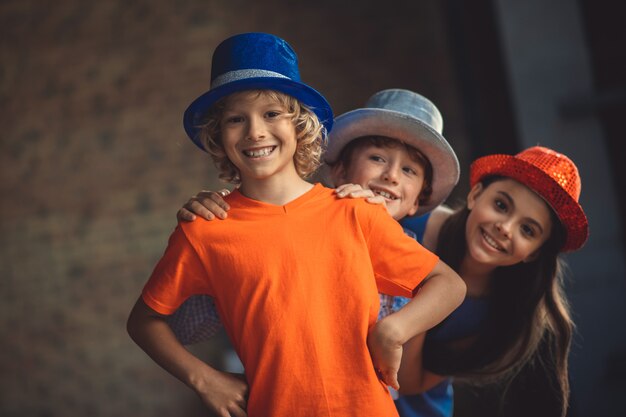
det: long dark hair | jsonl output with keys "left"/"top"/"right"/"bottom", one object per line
{"left": 423, "top": 177, "right": 573, "bottom": 416}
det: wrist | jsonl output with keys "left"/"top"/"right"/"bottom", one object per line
{"left": 373, "top": 315, "right": 407, "bottom": 346}
{"left": 185, "top": 362, "right": 216, "bottom": 393}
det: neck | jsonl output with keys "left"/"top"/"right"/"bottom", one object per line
{"left": 238, "top": 175, "right": 314, "bottom": 206}
{"left": 459, "top": 254, "right": 496, "bottom": 297}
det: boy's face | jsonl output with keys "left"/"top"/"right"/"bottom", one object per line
{"left": 220, "top": 91, "right": 299, "bottom": 184}
{"left": 333, "top": 143, "right": 425, "bottom": 220}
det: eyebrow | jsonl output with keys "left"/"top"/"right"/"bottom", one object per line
{"left": 496, "top": 191, "right": 545, "bottom": 234}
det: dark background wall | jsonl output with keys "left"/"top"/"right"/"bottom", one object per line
{"left": 1, "top": 1, "right": 624, "bottom": 416}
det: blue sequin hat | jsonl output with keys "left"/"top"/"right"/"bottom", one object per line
{"left": 183, "top": 32, "right": 334, "bottom": 151}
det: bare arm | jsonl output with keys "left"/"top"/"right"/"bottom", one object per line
{"left": 393, "top": 206, "right": 456, "bottom": 392}
{"left": 396, "top": 333, "right": 447, "bottom": 394}
{"left": 384, "top": 259, "right": 465, "bottom": 340}
{"left": 127, "top": 297, "right": 248, "bottom": 417}
{"left": 420, "top": 205, "right": 453, "bottom": 251}
{"left": 368, "top": 259, "right": 465, "bottom": 390}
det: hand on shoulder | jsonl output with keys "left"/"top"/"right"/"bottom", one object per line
{"left": 177, "top": 189, "right": 232, "bottom": 222}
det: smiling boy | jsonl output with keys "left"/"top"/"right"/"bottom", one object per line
{"left": 127, "top": 35, "right": 464, "bottom": 417}
{"left": 171, "top": 88, "right": 466, "bottom": 381}
{"left": 330, "top": 135, "right": 430, "bottom": 221}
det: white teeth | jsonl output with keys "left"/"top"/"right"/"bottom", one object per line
{"left": 244, "top": 146, "right": 274, "bottom": 157}
{"left": 373, "top": 190, "right": 397, "bottom": 200}
{"left": 482, "top": 231, "right": 503, "bottom": 251}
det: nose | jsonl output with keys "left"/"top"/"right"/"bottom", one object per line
{"left": 495, "top": 220, "right": 512, "bottom": 238}
{"left": 246, "top": 115, "right": 266, "bottom": 141}
{"left": 382, "top": 163, "right": 400, "bottom": 184}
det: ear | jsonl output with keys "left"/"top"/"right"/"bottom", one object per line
{"left": 406, "top": 199, "right": 420, "bottom": 217}
{"left": 466, "top": 182, "right": 484, "bottom": 210}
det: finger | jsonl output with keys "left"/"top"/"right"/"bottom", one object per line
{"left": 177, "top": 208, "right": 196, "bottom": 222}
{"left": 232, "top": 388, "right": 248, "bottom": 406}
{"left": 341, "top": 184, "right": 362, "bottom": 194}
{"left": 334, "top": 184, "right": 351, "bottom": 195}
{"left": 389, "top": 374, "right": 400, "bottom": 391}
{"left": 382, "top": 369, "right": 400, "bottom": 391}
{"left": 348, "top": 189, "right": 375, "bottom": 198}
{"left": 336, "top": 184, "right": 362, "bottom": 197}
{"left": 225, "top": 397, "right": 248, "bottom": 417}
{"left": 229, "top": 405, "right": 248, "bottom": 417}
{"left": 365, "top": 196, "right": 386, "bottom": 206}
{"left": 200, "top": 190, "right": 230, "bottom": 204}
{"left": 188, "top": 200, "right": 220, "bottom": 220}
{"left": 208, "top": 192, "right": 231, "bottom": 212}
{"left": 196, "top": 190, "right": 231, "bottom": 209}
{"left": 195, "top": 192, "right": 230, "bottom": 217}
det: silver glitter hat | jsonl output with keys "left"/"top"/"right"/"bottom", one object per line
{"left": 325, "top": 89, "right": 459, "bottom": 215}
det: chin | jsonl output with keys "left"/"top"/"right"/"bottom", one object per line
{"left": 388, "top": 209, "right": 403, "bottom": 221}
{"left": 468, "top": 245, "right": 497, "bottom": 265}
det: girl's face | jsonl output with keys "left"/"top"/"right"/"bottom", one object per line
{"left": 465, "top": 178, "right": 553, "bottom": 268}
{"left": 220, "top": 91, "right": 299, "bottom": 184}
{"left": 333, "top": 143, "right": 425, "bottom": 220}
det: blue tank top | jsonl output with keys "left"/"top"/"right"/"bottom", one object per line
{"left": 396, "top": 214, "right": 490, "bottom": 417}
{"left": 390, "top": 296, "right": 489, "bottom": 417}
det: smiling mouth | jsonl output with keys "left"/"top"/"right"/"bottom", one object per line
{"left": 370, "top": 187, "right": 398, "bottom": 200}
{"left": 481, "top": 229, "right": 505, "bottom": 252}
{"left": 243, "top": 146, "right": 276, "bottom": 158}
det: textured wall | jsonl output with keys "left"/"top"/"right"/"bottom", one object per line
{"left": 0, "top": 1, "right": 465, "bottom": 416}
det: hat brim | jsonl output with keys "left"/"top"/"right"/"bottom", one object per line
{"left": 470, "top": 154, "right": 589, "bottom": 252}
{"left": 183, "top": 77, "right": 334, "bottom": 150}
{"left": 324, "top": 108, "right": 460, "bottom": 216}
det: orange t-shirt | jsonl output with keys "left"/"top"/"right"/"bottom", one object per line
{"left": 143, "top": 184, "right": 438, "bottom": 417}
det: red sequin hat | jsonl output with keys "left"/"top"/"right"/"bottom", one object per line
{"left": 470, "top": 146, "right": 588, "bottom": 252}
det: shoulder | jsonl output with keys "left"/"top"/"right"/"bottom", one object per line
{"left": 291, "top": 183, "right": 339, "bottom": 209}
{"left": 351, "top": 197, "right": 390, "bottom": 219}
{"left": 319, "top": 193, "right": 393, "bottom": 233}
{"left": 315, "top": 184, "right": 380, "bottom": 212}
{"left": 428, "top": 205, "right": 454, "bottom": 228}
{"left": 178, "top": 216, "right": 225, "bottom": 241}
{"left": 422, "top": 205, "right": 454, "bottom": 251}
{"left": 311, "top": 183, "right": 339, "bottom": 201}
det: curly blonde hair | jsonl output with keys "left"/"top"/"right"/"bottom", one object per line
{"left": 197, "top": 90, "right": 326, "bottom": 184}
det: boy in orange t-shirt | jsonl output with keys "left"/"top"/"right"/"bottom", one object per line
{"left": 127, "top": 33, "right": 465, "bottom": 417}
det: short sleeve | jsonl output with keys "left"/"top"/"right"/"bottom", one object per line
{"left": 142, "top": 225, "right": 212, "bottom": 315}
{"left": 362, "top": 205, "right": 439, "bottom": 298}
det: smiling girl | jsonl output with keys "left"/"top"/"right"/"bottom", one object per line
{"left": 395, "top": 146, "right": 587, "bottom": 417}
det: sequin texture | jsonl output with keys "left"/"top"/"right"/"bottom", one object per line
{"left": 469, "top": 146, "right": 588, "bottom": 252}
